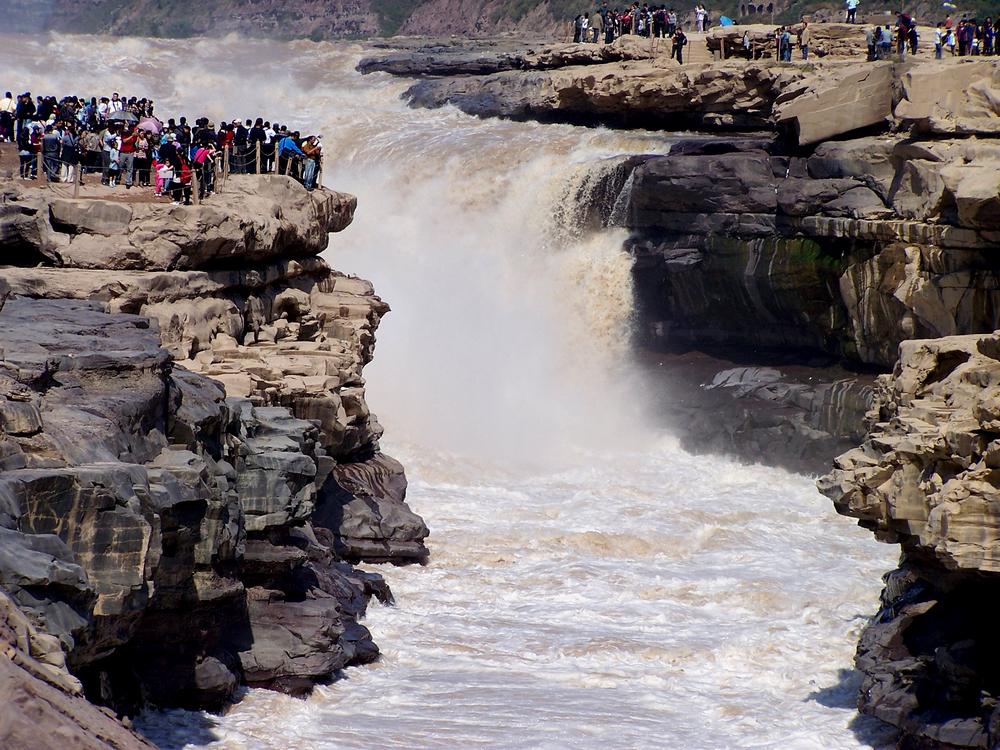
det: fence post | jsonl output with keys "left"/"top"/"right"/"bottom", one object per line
{"left": 223, "top": 147, "right": 230, "bottom": 180}
{"left": 73, "top": 166, "right": 80, "bottom": 198}
{"left": 192, "top": 168, "right": 200, "bottom": 205}
{"left": 255, "top": 141, "right": 262, "bottom": 175}
{"left": 36, "top": 152, "right": 43, "bottom": 185}
{"left": 284, "top": 153, "right": 291, "bottom": 176}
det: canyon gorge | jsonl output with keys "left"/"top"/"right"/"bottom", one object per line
{"left": 366, "top": 39, "right": 1000, "bottom": 747}
{"left": 3, "top": 26, "right": 1000, "bottom": 750}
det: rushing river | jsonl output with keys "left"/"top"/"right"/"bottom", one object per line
{"left": 3, "top": 33, "right": 898, "bottom": 749}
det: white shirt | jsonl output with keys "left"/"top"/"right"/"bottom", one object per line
{"left": 110, "top": 99, "right": 124, "bottom": 112}
{"left": 0, "top": 97, "right": 14, "bottom": 114}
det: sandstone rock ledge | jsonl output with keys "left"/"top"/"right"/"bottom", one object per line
{"left": 398, "top": 52, "right": 1000, "bottom": 146}
{"left": 0, "top": 177, "right": 428, "bottom": 744}
{"left": 613, "top": 126, "right": 1000, "bottom": 747}
{"left": 357, "top": 36, "right": 655, "bottom": 76}
{"left": 819, "top": 333, "right": 1000, "bottom": 749}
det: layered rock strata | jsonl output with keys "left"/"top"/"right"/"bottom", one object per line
{"left": 0, "top": 177, "right": 427, "bottom": 739}
{"left": 357, "top": 36, "right": 655, "bottom": 76}
{"left": 392, "top": 52, "right": 999, "bottom": 145}
{"left": 820, "top": 334, "right": 1000, "bottom": 749}
{"left": 614, "top": 76, "right": 1000, "bottom": 471}
{"left": 611, "top": 60, "right": 1000, "bottom": 750}
{"left": 622, "top": 133, "right": 1000, "bottom": 372}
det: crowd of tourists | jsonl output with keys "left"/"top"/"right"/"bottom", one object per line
{"left": 566, "top": 0, "right": 1000, "bottom": 67}
{"left": 571, "top": 2, "right": 701, "bottom": 61}
{"left": 861, "top": 13, "right": 1000, "bottom": 61}
{"left": 931, "top": 16, "right": 999, "bottom": 58}
{"left": 572, "top": 4, "right": 708, "bottom": 41}
{"left": 0, "top": 91, "right": 324, "bottom": 204}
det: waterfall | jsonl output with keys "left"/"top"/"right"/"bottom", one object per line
{"left": 0, "top": 32, "right": 899, "bottom": 750}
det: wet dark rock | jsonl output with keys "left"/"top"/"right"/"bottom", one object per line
{"left": 642, "top": 349, "right": 874, "bottom": 475}
{"left": 0, "top": 295, "right": 399, "bottom": 717}
{"left": 239, "top": 587, "right": 347, "bottom": 690}
{"left": 314, "top": 453, "right": 430, "bottom": 564}
{"left": 623, "top": 142, "right": 1000, "bottom": 371}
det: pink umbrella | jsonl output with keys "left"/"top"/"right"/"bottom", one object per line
{"left": 137, "top": 117, "right": 162, "bottom": 134}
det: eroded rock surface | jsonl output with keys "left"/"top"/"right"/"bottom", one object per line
{"left": 620, "top": 135, "right": 1000, "bottom": 371}
{"left": 2, "top": 176, "right": 355, "bottom": 271}
{"left": 0, "top": 177, "right": 427, "bottom": 742}
{"left": 0, "top": 588, "right": 154, "bottom": 750}
{"left": 818, "top": 332, "right": 1000, "bottom": 748}
{"left": 396, "top": 51, "right": 1000, "bottom": 146}
{"left": 358, "top": 36, "right": 654, "bottom": 76}
{"left": 404, "top": 58, "right": 804, "bottom": 129}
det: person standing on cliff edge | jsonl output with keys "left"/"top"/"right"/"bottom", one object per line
{"left": 590, "top": 8, "right": 604, "bottom": 42}
{"left": 671, "top": 25, "right": 687, "bottom": 63}
{"left": 799, "top": 20, "right": 812, "bottom": 59}
{"left": 846, "top": 0, "right": 858, "bottom": 24}
{"left": 41, "top": 125, "right": 61, "bottom": 182}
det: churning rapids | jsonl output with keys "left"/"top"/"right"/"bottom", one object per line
{"left": 4, "top": 33, "right": 900, "bottom": 749}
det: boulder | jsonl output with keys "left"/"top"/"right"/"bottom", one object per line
{"left": 49, "top": 199, "right": 133, "bottom": 236}
{"left": 237, "top": 588, "right": 348, "bottom": 692}
{"left": 774, "top": 61, "right": 894, "bottom": 146}
{"left": 896, "top": 59, "right": 1000, "bottom": 133}
{"left": 314, "top": 453, "right": 429, "bottom": 564}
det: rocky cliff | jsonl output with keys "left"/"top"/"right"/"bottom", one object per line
{"left": 398, "top": 51, "right": 997, "bottom": 141}
{"left": 617, "top": 127, "right": 1000, "bottom": 476}
{"left": 819, "top": 335, "right": 1000, "bottom": 749}
{"left": 612, "top": 60, "right": 1000, "bottom": 749}
{"left": 0, "top": 176, "right": 427, "bottom": 744}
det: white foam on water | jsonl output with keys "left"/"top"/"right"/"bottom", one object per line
{"left": 0, "top": 33, "right": 898, "bottom": 749}
{"left": 139, "top": 438, "right": 897, "bottom": 750}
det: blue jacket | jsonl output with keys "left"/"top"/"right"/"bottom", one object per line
{"left": 276, "top": 136, "right": 305, "bottom": 157}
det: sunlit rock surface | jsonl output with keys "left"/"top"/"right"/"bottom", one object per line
{"left": 0, "top": 177, "right": 426, "bottom": 743}
{"left": 819, "top": 332, "right": 1000, "bottom": 748}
